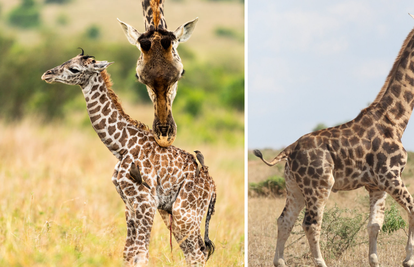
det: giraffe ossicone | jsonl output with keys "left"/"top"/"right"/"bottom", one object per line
{"left": 118, "top": 0, "right": 198, "bottom": 147}
{"left": 255, "top": 23, "right": 414, "bottom": 267}
{"left": 41, "top": 52, "right": 216, "bottom": 267}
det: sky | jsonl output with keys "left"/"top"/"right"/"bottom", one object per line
{"left": 248, "top": 1, "right": 414, "bottom": 151}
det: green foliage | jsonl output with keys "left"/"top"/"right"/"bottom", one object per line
{"left": 312, "top": 123, "right": 327, "bottom": 132}
{"left": 382, "top": 204, "right": 406, "bottom": 234}
{"left": 85, "top": 24, "right": 101, "bottom": 39}
{"left": 221, "top": 74, "right": 244, "bottom": 111}
{"left": 56, "top": 13, "right": 69, "bottom": 26}
{"left": 45, "top": 0, "right": 72, "bottom": 4}
{"left": 214, "top": 26, "right": 243, "bottom": 42}
{"left": 8, "top": 0, "right": 41, "bottom": 28}
{"left": 249, "top": 176, "right": 286, "bottom": 197}
{"left": 319, "top": 206, "right": 367, "bottom": 258}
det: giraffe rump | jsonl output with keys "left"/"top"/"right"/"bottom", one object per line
{"left": 204, "top": 190, "right": 216, "bottom": 261}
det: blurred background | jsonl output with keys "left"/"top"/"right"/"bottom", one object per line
{"left": 0, "top": 0, "right": 244, "bottom": 266}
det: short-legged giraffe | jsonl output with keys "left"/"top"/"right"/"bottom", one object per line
{"left": 41, "top": 51, "right": 216, "bottom": 267}
{"left": 254, "top": 23, "right": 414, "bottom": 267}
{"left": 117, "top": 0, "right": 198, "bottom": 147}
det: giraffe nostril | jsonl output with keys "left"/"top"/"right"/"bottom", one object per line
{"left": 139, "top": 39, "right": 151, "bottom": 52}
{"left": 161, "top": 38, "right": 171, "bottom": 50}
{"left": 135, "top": 73, "right": 139, "bottom": 80}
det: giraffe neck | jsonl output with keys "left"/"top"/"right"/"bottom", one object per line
{"left": 367, "top": 27, "right": 414, "bottom": 139}
{"left": 80, "top": 71, "right": 148, "bottom": 159}
{"left": 142, "top": 0, "right": 167, "bottom": 31}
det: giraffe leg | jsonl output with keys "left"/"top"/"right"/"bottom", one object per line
{"left": 122, "top": 192, "right": 157, "bottom": 267}
{"left": 383, "top": 177, "right": 414, "bottom": 267}
{"left": 159, "top": 208, "right": 208, "bottom": 267}
{"left": 273, "top": 178, "right": 305, "bottom": 267}
{"left": 301, "top": 172, "right": 333, "bottom": 267}
{"left": 367, "top": 190, "right": 387, "bottom": 267}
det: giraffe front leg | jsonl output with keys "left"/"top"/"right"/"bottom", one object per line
{"left": 274, "top": 177, "right": 305, "bottom": 267}
{"left": 383, "top": 176, "right": 414, "bottom": 267}
{"left": 122, "top": 191, "right": 156, "bottom": 267}
{"left": 367, "top": 190, "right": 387, "bottom": 267}
{"left": 117, "top": 163, "right": 157, "bottom": 267}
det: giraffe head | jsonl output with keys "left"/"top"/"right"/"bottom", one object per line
{"left": 41, "top": 49, "right": 113, "bottom": 86}
{"left": 118, "top": 0, "right": 198, "bottom": 147}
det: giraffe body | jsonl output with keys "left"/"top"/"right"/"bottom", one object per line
{"left": 41, "top": 53, "right": 216, "bottom": 266}
{"left": 255, "top": 26, "right": 414, "bottom": 267}
{"left": 117, "top": 0, "right": 198, "bottom": 147}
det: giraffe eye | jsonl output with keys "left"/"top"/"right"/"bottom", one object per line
{"left": 69, "top": 68, "right": 80, "bottom": 73}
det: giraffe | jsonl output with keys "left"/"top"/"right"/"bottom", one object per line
{"left": 117, "top": 0, "right": 198, "bottom": 148}
{"left": 254, "top": 25, "right": 414, "bottom": 267}
{"left": 41, "top": 51, "right": 216, "bottom": 267}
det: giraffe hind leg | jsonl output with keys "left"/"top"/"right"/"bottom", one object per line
{"left": 274, "top": 177, "right": 305, "bottom": 267}
{"left": 367, "top": 190, "right": 387, "bottom": 267}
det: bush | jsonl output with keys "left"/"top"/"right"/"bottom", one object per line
{"left": 249, "top": 176, "right": 286, "bottom": 197}
{"left": 8, "top": 0, "right": 41, "bottom": 28}
{"left": 85, "top": 24, "right": 101, "bottom": 39}
{"left": 382, "top": 204, "right": 406, "bottom": 234}
{"left": 45, "top": 0, "right": 72, "bottom": 3}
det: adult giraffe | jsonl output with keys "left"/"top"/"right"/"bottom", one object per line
{"left": 255, "top": 20, "right": 414, "bottom": 267}
{"left": 41, "top": 51, "right": 216, "bottom": 267}
{"left": 118, "top": 0, "right": 198, "bottom": 147}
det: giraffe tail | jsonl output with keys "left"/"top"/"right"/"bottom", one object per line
{"left": 253, "top": 147, "right": 290, "bottom": 166}
{"left": 204, "top": 190, "right": 216, "bottom": 261}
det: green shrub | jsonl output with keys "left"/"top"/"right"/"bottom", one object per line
{"left": 45, "top": 0, "right": 72, "bottom": 3}
{"left": 56, "top": 13, "right": 69, "bottom": 26}
{"left": 85, "top": 24, "right": 100, "bottom": 39}
{"left": 8, "top": 0, "right": 40, "bottom": 28}
{"left": 249, "top": 176, "right": 285, "bottom": 197}
{"left": 382, "top": 204, "right": 406, "bottom": 234}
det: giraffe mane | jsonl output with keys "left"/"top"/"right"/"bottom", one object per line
{"left": 150, "top": 0, "right": 161, "bottom": 29}
{"left": 100, "top": 70, "right": 150, "bottom": 132}
{"left": 371, "top": 27, "right": 414, "bottom": 106}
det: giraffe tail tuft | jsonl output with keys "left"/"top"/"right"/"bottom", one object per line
{"left": 204, "top": 190, "right": 216, "bottom": 261}
{"left": 254, "top": 146, "right": 291, "bottom": 167}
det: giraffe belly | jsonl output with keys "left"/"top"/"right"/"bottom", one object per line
{"left": 332, "top": 169, "right": 377, "bottom": 192}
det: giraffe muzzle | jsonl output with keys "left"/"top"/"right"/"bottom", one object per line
{"left": 153, "top": 123, "right": 176, "bottom": 147}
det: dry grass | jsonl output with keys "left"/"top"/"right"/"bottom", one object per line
{"left": 0, "top": 118, "right": 244, "bottom": 266}
{"left": 248, "top": 149, "right": 414, "bottom": 267}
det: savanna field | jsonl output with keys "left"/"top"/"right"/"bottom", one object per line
{"left": 0, "top": 0, "right": 244, "bottom": 266}
{"left": 248, "top": 149, "right": 414, "bottom": 267}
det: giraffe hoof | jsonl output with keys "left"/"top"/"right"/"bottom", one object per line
{"left": 273, "top": 259, "right": 286, "bottom": 267}
{"left": 369, "top": 254, "right": 379, "bottom": 267}
{"left": 403, "top": 259, "right": 414, "bottom": 267}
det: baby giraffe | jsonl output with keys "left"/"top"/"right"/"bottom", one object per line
{"left": 41, "top": 51, "right": 216, "bottom": 267}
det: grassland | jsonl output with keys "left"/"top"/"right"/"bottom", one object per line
{"left": 0, "top": 112, "right": 244, "bottom": 266}
{"left": 248, "top": 149, "right": 414, "bottom": 267}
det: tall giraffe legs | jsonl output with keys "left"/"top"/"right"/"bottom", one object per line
{"left": 367, "top": 190, "right": 387, "bottom": 267}
{"left": 273, "top": 174, "right": 305, "bottom": 267}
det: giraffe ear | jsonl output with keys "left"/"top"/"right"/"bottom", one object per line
{"left": 173, "top": 17, "right": 198, "bottom": 43}
{"left": 118, "top": 18, "right": 142, "bottom": 46}
{"left": 93, "top": 61, "right": 114, "bottom": 71}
